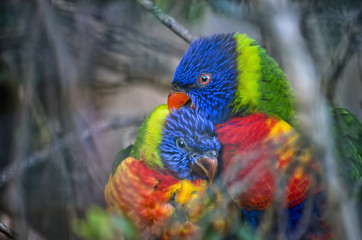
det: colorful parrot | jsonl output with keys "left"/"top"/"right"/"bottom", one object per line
{"left": 167, "top": 33, "right": 361, "bottom": 238}
{"left": 104, "top": 105, "right": 222, "bottom": 239}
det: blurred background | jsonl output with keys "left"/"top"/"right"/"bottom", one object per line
{"left": 0, "top": 0, "right": 361, "bottom": 239}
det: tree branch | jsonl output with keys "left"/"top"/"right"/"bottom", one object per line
{"left": 134, "top": 0, "right": 195, "bottom": 44}
{"left": 255, "top": 0, "right": 361, "bottom": 239}
{"left": 51, "top": 0, "right": 76, "bottom": 13}
{"left": 322, "top": 9, "right": 362, "bottom": 103}
{"left": 0, "top": 115, "right": 146, "bottom": 188}
{"left": 51, "top": 0, "right": 195, "bottom": 44}
{"left": 0, "top": 222, "right": 17, "bottom": 239}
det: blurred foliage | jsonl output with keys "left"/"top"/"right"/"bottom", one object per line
{"left": 231, "top": 220, "right": 255, "bottom": 240}
{"left": 73, "top": 206, "right": 138, "bottom": 240}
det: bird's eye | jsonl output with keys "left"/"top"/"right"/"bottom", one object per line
{"left": 199, "top": 74, "right": 211, "bottom": 85}
{"left": 175, "top": 138, "right": 187, "bottom": 149}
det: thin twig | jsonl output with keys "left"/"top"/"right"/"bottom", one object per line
{"left": 134, "top": 0, "right": 195, "bottom": 44}
{"left": 0, "top": 116, "right": 146, "bottom": 188}
{"left": 0, "top": 222, "right": 17, "bottom": 239}
{"left": 52, "top": 0, "right": 196, "bottom": 44}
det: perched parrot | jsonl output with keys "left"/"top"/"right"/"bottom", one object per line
{"left": 167, "top": 33, "right": 361, "bottom": 238}
{"left": 104, "top": 105, "right": 222, "bottom": 239}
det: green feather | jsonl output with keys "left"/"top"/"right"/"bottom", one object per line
{"left": 233, "top": 33, "right": 361, "bottom": 193}
{"left": 257, "top": 46, "right": 295, "bottom": 124}
{"left": 129, "top": 104, "right": 169, "bottom": 169}
{"left": 233, "top": 33, "right": 295, "bottom": 124}
{"left": 332, "top": 107, "right": 362, "bottom": 189}
{"left": 111, "top": 144, "right": 133, "bottom": 176}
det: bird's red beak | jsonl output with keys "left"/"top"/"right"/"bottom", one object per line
{"left": 192, "top": 157, "right": 218, "bottom": 183}
{"left": 167, "top": 92, "right": 190, "bottom": 112}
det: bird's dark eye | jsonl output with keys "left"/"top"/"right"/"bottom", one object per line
{"left": 175, "top": 138, "right": 187, "bottom": 149}
{"left": 199, "top": 74, "right": 211, "bottom": 85}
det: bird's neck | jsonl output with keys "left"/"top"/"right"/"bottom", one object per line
{"left": 231, "top": 33, "right": 295, "bottom": 124}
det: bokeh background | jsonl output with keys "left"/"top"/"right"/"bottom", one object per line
{"left": 0, "top": 0, "right": 361, "bottom": 239}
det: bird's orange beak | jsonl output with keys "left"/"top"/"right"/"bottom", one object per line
{"left": 192, "top": 157, "right": 218, "bottom": 183}
{"left": 167, "top": 92, "right": 190, "bottom": 112}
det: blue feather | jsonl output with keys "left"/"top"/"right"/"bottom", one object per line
{"left": 172, "top": 34, "right": 239, "bottom": 125}
{"left": 159, "top": 107, "right": 221, "bottom": 180}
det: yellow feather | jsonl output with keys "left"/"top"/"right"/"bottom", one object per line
{"left": 232, "top": 33, "right": 261, "bottom": 113}
{"left": 141, "top": 104, "right": 170, "bottom": 168}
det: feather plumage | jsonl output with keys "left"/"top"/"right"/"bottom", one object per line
{"left": 167, "top": 32, "right": 361, "bottom": 239}
{"left": 104, "top": 105, "right": 222, "bottom": 238}
{"left": 215, "top": 113, "right": 331, "bottom": 239}
{"left": 216, "top": 113, "right": 317, "bottom": 211}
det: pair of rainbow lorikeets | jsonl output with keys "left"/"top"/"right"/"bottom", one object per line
{"left": 104, "top": 33, "right": 362, "bottom": 239}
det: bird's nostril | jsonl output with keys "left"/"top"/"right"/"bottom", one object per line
{"left": 172, "top": 84, "right": 181, "bottom": 91}
{"left": 207, "top": 150, "right": 217, "bottom": 158}
{"left": 190, "top": 153, "right": 198, "bottom": 161}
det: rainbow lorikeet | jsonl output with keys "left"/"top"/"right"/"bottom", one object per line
{"left": 167, "top": 33, "right": 361, "bottom": 236}
{"left": 104, "top": 105, "right": 221, "bottom": 239}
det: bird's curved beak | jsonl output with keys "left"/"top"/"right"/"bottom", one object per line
{"left": 192, "top": 157, "right": 218, "bottom": 183}
{"left": 167, "top": 91, "right": 190, "bottom": 112}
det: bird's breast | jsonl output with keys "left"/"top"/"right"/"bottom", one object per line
{"left": 216, "top": 113, "right": 320, "bottom": 211}
{"left": 104, "top": 157, "right": 208, "bottom": 230}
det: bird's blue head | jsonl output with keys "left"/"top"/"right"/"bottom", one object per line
{"left": 170, "top": 33, "right": 238, "bottom": 125}
{"left": 159, "top": 107, "right": 221, "bottom": 181}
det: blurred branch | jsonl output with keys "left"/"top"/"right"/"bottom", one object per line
{"left": 255, "top": 0, "right": 361, "bottom": 239}
{"left": 50, "top": 0, "right": 195, "bottom": 44}
{"left": 323, "top": 35, "right": 353, "bottom": 102}
{"left": 0, "top": 222, "right": 17, "bottom": 239}
{"left": 350, "top": 9, "right": 362, "bottom": 84}
{"left": 0, "top": 219, "right": 48, "bottom": 240}
{"left": 134, "top": 0, "right": 195, "bottom": 44}
{"left": 51, "top": 0, "right": 76, "bottom": 13}
{"left": 323, "top": 9, "right": 362, "bottom": 102}
{"left": 0, "top": 116, "right": 146, "bottom": 188}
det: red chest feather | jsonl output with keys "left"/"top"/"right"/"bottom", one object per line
{"left": 104, "top": 157, "right": 208, "bottom": 234}
{"left": 216, "top": 114, "right": 318, "bottom": 210}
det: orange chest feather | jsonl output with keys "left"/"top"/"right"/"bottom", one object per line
{"left": 104, "top": 157, "right": 207, "bottom": 228}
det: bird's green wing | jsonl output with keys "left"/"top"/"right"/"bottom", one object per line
{"left": 111, "top": 144, "right": 133, "bottom": 176}
{"left": 332, "top": 106, "right": 362, "bottom": 193}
